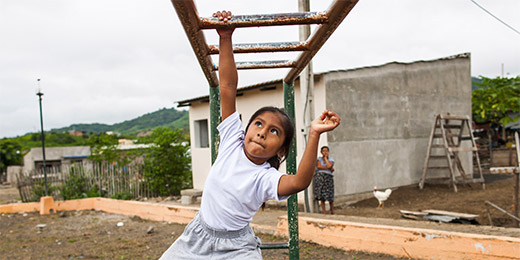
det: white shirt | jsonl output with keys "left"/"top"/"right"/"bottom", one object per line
{"left": 200, "top": 112, "right": 288, "bottom": 231}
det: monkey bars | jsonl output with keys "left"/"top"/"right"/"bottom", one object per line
{"left": 170, "top": 1, "right": 358, "bottom": 259}
{"left": 171, "top": 0, "right": 358, "bottom": 86}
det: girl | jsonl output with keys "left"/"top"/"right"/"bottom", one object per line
{"left": 160, "top": 10, "right": 340, "bottom": 260}
{"left": 315, "top": 146, "right": 335, "bottom": 215}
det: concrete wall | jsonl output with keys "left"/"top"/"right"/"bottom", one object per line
{"left": 6, "top": 166, "right": 22, "bottom": 184}
{"left": 23, "top": 146, "right": 91, "bottom": 173}
{"left": 325, "top": 54, "right": 472, "bottom": 195}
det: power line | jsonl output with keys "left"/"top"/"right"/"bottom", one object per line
{"left": 470, "top": 0, "right": 520, "bottom": 36}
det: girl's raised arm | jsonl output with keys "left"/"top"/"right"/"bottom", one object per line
{"left": 214, "top": 11, "right": 237, "bottom": 121}
{"left": 278, "top": 110, "right": 340, "bottom": 196}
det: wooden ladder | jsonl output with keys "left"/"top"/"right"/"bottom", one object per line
{"left": 419, "top": 114, "right": 485, "bottom": 192}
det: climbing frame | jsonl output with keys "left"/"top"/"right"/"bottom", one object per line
{"left": 170, "top": 1, "right": 359, "bottom": 259}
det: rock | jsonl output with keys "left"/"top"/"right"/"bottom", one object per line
{"left": 117, "top": 222, "right": 124, "bottom": 227}
{"left": 36, "top": 224, "right": 47, "bottom": 229}
{"left": 130, "top": 215, "right": 142, "bottom": 222}
{"left": 146, "top": 226, "right": 154, "bottom": 234}
{"left": 59, "top": 212, "right": 67, "bottom": 218}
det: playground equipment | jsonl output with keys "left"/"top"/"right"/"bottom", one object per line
{"left": 170, "top": 0, "right": 358, "bottom": 258}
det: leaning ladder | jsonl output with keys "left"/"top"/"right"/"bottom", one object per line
{"left": 170, "top": 1, "right": 359, "bottom": 259}
{"left": 419, "top": 114, "right": 485, "bottom": 192}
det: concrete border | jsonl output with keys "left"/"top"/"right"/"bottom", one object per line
{"left": 276, "top": 216, "right": 520, "bottom": 260}
{"left": 0, "top": 197, "right": 198, "bottom": 225}
{"left": 1, "top": 198, "right": 519, "bottom": 259}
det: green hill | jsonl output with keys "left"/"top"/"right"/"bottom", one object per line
{"left": 50, "top": 108, "right": 189, "bottom": 136}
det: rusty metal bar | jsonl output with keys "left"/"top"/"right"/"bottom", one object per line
{"left": 284, "top": 0, "right": 359, "bottom": 83}
{"left": 201, "top": 12, "right": 327, "bottom": 29}
{"left": 213, "top": 60, "right": 296, "bottom": 70}
{"left": 208, "top": 42, "right": 307, "bottom": 54}
{"left": 171, "top": 0, "right": 219, "bottom": 87}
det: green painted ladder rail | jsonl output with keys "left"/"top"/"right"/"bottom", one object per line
{"left": 170, "top": 1, "right": 359, "bottom": 259}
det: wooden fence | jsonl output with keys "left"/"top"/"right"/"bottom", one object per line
{"left": 16, "top": 162, "right": 157, "bottom": 202}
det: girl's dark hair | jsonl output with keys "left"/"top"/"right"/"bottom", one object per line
{"left": 321, "top": 146, "right": 329, "bottom": 151}
{"left": 245, "top": 106, "right": 295, "bottom": 170}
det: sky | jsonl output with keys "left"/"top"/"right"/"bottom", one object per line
{"left": 1, "top": 0, "right": 519, "bottom": 138}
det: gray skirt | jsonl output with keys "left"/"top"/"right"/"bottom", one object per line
{"left": 159, "top": 213, "right": 262, "bottom": 260}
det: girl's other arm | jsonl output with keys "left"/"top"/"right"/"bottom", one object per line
{"left": 214, "top": 11, "right": 237, "bottom": 121}
{"left": 278, "top": 110, "right": 340, "bottom": 196}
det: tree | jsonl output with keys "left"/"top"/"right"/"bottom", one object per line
{"left": 143, "top": 127, "right": 191, "bottom": 196}
{"left": 472, "top": 75, "right": 520, "bottom": 126}
{"left": 0, "top": 139, "right": 23, "bottom": 174}
{"left": 87, "top": 133, "right": 120, "bottom": 163}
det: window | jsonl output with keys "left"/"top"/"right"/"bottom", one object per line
{"left": 194, "top": 119, "right": 209, "bottom": 148}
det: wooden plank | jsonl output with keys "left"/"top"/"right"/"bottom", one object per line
{"left": 490, "top": 167, "right": 518, "bottom": 174}
{"left": 429, "top": 155, "right": 450, "bottom": 159}
{"left": 439, "top": 117, "right": 458, "bottom": 192}
{"left": 439, "top": 115, "right": 470, "bottom": 120}
{"left": 422, "top": 209, "right": 479, "bottom": 219}
{"left": 420, "top": 115, "right": 439, "bottom": 189}
{"left": 436, "top": 124, "right": 463, "bottom": 129}
{"left": 399, "top": 210, "right": 428, "bottom": 216}
{"left": 454, "top": 178, "right": 485, "bottom": 184}
{"left": 448, "top": 147, "right": 478, "bottom": 152}
{"left": 485, "top": 201, "right": 520, "bottom": 222}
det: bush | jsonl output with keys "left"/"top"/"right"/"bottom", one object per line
{"left": 58, "top": 169, "right": 100, "bottom": 200}
{"left": 143, "top": 127, "right": 192, "bottom": 196}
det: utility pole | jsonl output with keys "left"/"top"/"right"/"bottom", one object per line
{"left": 299, "top": 0, "right": 316, "bottom": 213}
{"left": 36, "top": 79, "right": 48, "bottom": 196}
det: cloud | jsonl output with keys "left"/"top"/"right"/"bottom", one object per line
{"left": 1, "top": 0, "right": 519, "bottom": 138}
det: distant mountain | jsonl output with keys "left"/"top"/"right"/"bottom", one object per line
{"left": 50, "top": 108, "right": 189, "bottom": 136}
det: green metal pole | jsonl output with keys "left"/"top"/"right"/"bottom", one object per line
{"left": 36, "top": 87, "right": 48, "bottom": 197}
{"left": 209, "top": 86, "right": 221, "bottom": 164}
{"left": 283, "top": 81, "right": 299, "bottom": 260}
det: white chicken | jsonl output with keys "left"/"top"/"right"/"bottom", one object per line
{"left": 373, "top": 186, "right": 392, "bottom": 208}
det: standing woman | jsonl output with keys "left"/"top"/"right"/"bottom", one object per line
{"left": 315, "top": 146, "right": 335, "bottom": 214}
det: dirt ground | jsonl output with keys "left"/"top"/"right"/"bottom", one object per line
{"left": 0, "top": 173, "right": 518, "bottom": 259}
{"left": 0, "top": 211, "right": 408, "bottom": 260}
{"left": 335, "top": 174, "right": 519, "bottom": 228}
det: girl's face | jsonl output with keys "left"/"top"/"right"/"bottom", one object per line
{"left": 244, "top": 111, "right": 286, "bottom": 165}
{"left": 321, "top": 148, "right": 329, "bottom": 157}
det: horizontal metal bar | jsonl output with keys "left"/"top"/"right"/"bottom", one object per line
{"left": 213, "top": 60, "right": 296, "bottom": 70}
{"left": 201, "top": 12, "right": 327, "bottom": 29}
{"left": 285, "top": 0, "right": 359, "bottom": 83}
{"left": 208, "top": 42, "right": 307, "bottom": 54}
{"left": 170, "top": 0, "right": 219, "bottom": 87}
{"left": 260, "top": 242, "right": 289, "bottom": 250}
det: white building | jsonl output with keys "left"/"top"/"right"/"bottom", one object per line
{"left": 177, "top": 54, "right": 472, "bottom": 204}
